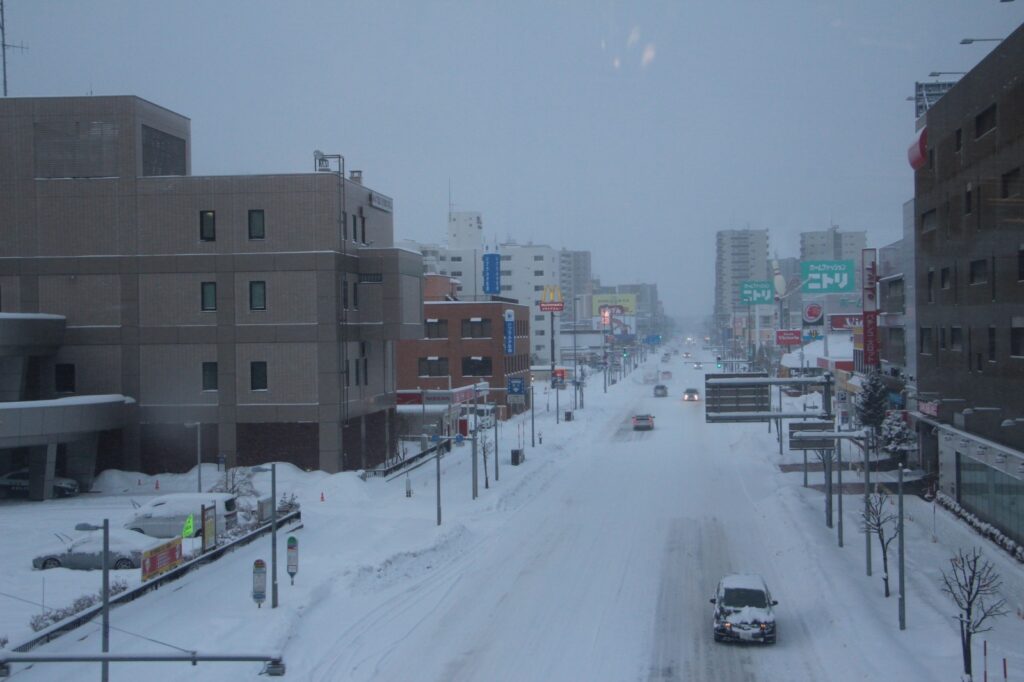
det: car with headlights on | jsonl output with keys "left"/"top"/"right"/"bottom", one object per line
{"left": 711, "top": 574, "right": 778, "bottom": 644}
{"left": 682, "top": 388, "right": 701, "bottom": 402}
{"left": 632, "top": 414, "right": 654, "bottom": 431}
{"left": 33, "top": 528, "right": 160, "bottom": 571}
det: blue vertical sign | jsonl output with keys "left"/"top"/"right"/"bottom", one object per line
{"left": 482, "top": 253, "right": 501, "bottom": 295}
{"left": 503, "top": 309, "right": 515, "bottom": 355}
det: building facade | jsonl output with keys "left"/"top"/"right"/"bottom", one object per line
{"left": 911, "top": 24, "right": 1024, "bottom": 545}
{"left": 0, "top": 96, "right": 423, "bottom": 475}
{"left": 713, "top": 229, "right": 769, "bottom": 352}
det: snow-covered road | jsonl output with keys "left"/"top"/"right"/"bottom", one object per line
{"left": 7, "top": 352, "right": 1024, "bottom": 681}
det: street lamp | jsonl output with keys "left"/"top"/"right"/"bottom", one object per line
{"left": 959, "top": 38, "right": 1003, "bottom": 44}
{"left": 75, "top": 520, "right": 110, "bottom": 682}
{"left": 185, "top": 422, "right": 202, "bottom": 492}
{"left": 250, "top": 464, "right": 278, "bottom": 609}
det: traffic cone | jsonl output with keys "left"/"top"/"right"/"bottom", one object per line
{"left": 155, "top": 479, "right": 160, "bottom": 491}
{"left": 320, "top": 491, "right": 325, "bottom": 502}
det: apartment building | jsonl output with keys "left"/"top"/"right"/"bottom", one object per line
{"left": 713, "top": 229, "right": 769, "bottom": 350}
{"left": 0, "top": 96, "right": 423, "bottom": 476}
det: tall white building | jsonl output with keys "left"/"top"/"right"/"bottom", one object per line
{"left": 799, "top": 225, "right": 866, "bottom": 262}
{"left": 559, "top": 249, "right": 592, "bottom": 329}
{"left": 714, "top": 229, "right": 770, "bottom": 348}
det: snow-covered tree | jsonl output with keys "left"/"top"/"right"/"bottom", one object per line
{"left": 941, "top": 547, "right": 1008, "bottom": 681}
{"left": 880, "top": 412, "right": 916, "bottom": 457}
{"left": 854, "top": 370, "right": 888, "bottom": 432}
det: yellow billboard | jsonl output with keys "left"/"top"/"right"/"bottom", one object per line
{"left": 592, "top": 293, "right": 637, "bottom": 315}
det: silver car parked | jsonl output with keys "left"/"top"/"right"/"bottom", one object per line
{"left": 33, "top": 529, "right": 159, "bottom": 571}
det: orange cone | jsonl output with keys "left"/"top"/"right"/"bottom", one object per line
{"left": 320, "top": 491, "right": 325, "bottom": 502}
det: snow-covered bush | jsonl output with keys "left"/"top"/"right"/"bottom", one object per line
{"left": 936, "top": 493, "right": 1024, "bottom": 564}
{"left": 29, "top": 578, "right": 128, "bottom": 632}
{"left": 880, "top": 412, "right": 916, "bottom": 456}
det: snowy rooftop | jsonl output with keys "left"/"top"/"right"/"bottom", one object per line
{"left": 780, "top": 333, "right": 853, "bottom": 369}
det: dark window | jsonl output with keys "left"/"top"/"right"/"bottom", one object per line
{"left": 940, "top": 267, "right": 950, "bottom": 290}
{"left": 968, "top": 259, "right": 988, "bottom": 285}
{"left": 533, "top": 270, "right": 544, "bottom": 276}
{"left": 461, "top": 356, "right": 493, "bottom": 376}
{"left": 352, "top": 214, "right": 358, "bottom": 242}
{"left": 501, "top": 255, "right": 511, "bottom": 261}
{"left": 534, "top": 285, "right": 544, "bottom": 291}
{"left": 533, "top": 255, "right": 544, "bottom": 261}
{"left": 359, "top": 273, "right": 383, "bottom": 283}
{"left": 360, "top": 215, "right": 366, "bottom": 244}
{"left": 954, "top": 128, "right": 962, "bottom": 152}
{"left": 1003, "top": 168, "right": 1022, "bottom": 199}
{"left": 342, "top": 277, "right": 349, "bottom": 309}
{"left": 964, "top": 188, "right": 973, "bottom": 215}
{"left": 921, "top": 209, "right": 937, "bottom": 233}
{"left": 200, "top": 211, "right": 216, "bottom": 241}
{"left": 1012, "top": 320, "right": 1024, "bottom": 357}
{"left": 451, "top": 256, "right": 463, "bottom": 262}
{"left": 250, "top": 361, "right": 268, "bottom": 390}
{"left": 461, "top": 319, "right": 492, "bottom": 338}
{"left": 55, "top": 363, "right": 75, "bottom": 393}
{"left": 141, "top": 124, "right": 186, "bottom": 177}
{"left": 939, "top": 327, "right": 947, "bottom": 350}
{"left": 418, "top": 357, "right": 449, "bottom": 376}
{"left": 535, "top": 314, "right": 544, "bottom": 321}
{"left": 354, "top": 358, "right": 361, "bottom": 385}
{"left": 248, "top": 210, "right": 265, "bottom": 240}
{"left": 950, "top": 326, "right": 963, "bottom": 351}
{"left": 501, "top": 285, "right": 512, "bottom": 291}
{"left": 919, "top": 327, "right": 933, "bottom": 355}
{"left": 1018, "top": 246, "right": 1024, "bottom": 281}
{"left": 975, "top": 103, "right": 997, "bottom": 139}
{"left": 927, "top": 270, "right": 935, "bottom": 303}
{"left": 988, "top": 327, "right": 996, "bottom": 362}
{"left": 202, "top": 362, "right": 218, "bottom": 391}
{"left": 201, "top": 282, "right": 217, "bottom": 311}
{"left": 249, "top": 281, "right": 266, "bottom": 310}
{"left": 424, "top": 320, "right": 449, "bottom": 339}
{"left": 451, "top": 271, "right": 463, "bottom": 277}
{"left": 500, "top": 270, "right": 512, "bottom": 276}
{"left": 352, "top": 282, "right": 359, "bottom": 309}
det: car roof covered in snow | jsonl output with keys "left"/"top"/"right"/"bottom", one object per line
{"left": 720, "top": 573, "right": 768, "bottom": 591}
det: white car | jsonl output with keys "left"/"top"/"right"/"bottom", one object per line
{"left": 711, "top": 574, "right": 778, "bottom": 644}
{"left": 124, "top": 493, "right": 239, "bottom": 538}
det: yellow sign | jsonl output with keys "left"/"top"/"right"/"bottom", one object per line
{"left": 540, "top": 285, "right": 563, "bottom": 304}
{"left": 592, "top": 293, "right": 637, "bottom": 315}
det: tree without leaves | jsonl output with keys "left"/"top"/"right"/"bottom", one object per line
{"left": 940, "top": 547, "right": 1009, "bottom": 680}
{"left": 861, "top": 490, "right": 898, "bottom": 597}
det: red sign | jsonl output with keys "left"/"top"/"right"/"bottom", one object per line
{"left": 553, "top": 369, "right": 566, "bottom": 381}
{"left": 862, "top": 249, "right": 878, "bottom": 313}
{"left": 829, "top": 314, "right": 863, "bottom": 331}
{"left": 539, "top": 301, "right": 564, "bottom": 312}
{"left": 919, "top": 400, "right": 939, "bottom": 417}
{"left": 776, "top": 329, "right": 802, "bottom": 346}
{"left": 863, "top": 311, "right": 879, "bottom": 367}
{"left": 142, "top": 537, "right": 183, "bottom": 582}
{"left": 803, "top": 302, "right": 824, "bottom": 326}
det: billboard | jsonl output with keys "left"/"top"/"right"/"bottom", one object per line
{"left": 801, "top": 260, "right": 856, "bottom": 294}
{"left": 592, "top": 293, "right": 636, "bottom": 316}
{"left": 503, "top": 309, "right": 515, "bottom": 355}
{"left": 829, "top": 314, "right": 862, "bottom": 331}
{"left": 142, "top": 537, "right": 183, "bottom": 582}
{"left": 739, "top": 281, "right": 773, "bottom": 305}
{"left": 482, "top": 253, "right": 501, "bottom": 295}
{"left": 863, "top": 311, "right": 880, "bottom": 367}
{"left": 802, "top": 301, "right": 824, "bottom": 326}
{"left": 776, "top": 329, "right": 802, "bottom": 346}
{"left": 538, "top": 285, "right": 565, "bottom": 312}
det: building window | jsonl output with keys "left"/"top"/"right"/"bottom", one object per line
{"left": 461, "top": 318, "right": 492, "bottom": 338}
{"left": 342, "top": 277, "right": 349, "bottom": 309}
{"left": 533, "top": 255, "right": 543, "bottom": 261}
{"left": 500, "top": 285, "right": 512, "bottom": 291}
{"left": 535, "top": 344, "right": 544, "bottom": 351}
{"left": 202, "top": 362, "right": 218, "bottom": 391}
{"left": 939, "top": 327, "right": 947, "bottom": 350}
{"left": 424, "top": 319, "right": 449, "bottom": 339}
{"left": 501, "top": 255, "right": 511, "bottom": 261}
{"left": 250, "top": 361, "right": 268, "bottom": 390}
{"left": 352, "top": 282, "right": 359, "bottom": 309}
{"left": 359, "top": 273, "right": 383, "bottom": 283}
{"left": 1003, "top": 168, "right": 1022, "bottom": 199}
{"left": 199, "top": 210, "right": 216, "bottom": 241}
{"left": 418, "top": 357, "right": 449, "bottom": 376}
{"left": 974, "top": 103, "right": 997, "bottom": 139}
{"left": 927, "top": 270, "right": 935, "bottom": 303}
{"left": 533, "top": 270, "right": 544, "bottom": 276}
{"left": 500, "top": 270, "right": 512, "bottom": 276}
{"left": 201, "top": 282, "right": 217, "bottom": 311}
{"left": 968, "top": 259, "right": 988, "bottom": 285}
{"left": 940, "top": 267, "right": 950, "bottom": 290}
{"left": 964, "top": 188, "right": 973, "bottom": 215}
{"left": 461, "top": 356, "right": 492, "bottom": 376}
{"left": 1018, "top": 246, "right": 1024, "bottom": 281}
{"left": 55, "top": 363, "right": 75, "bottom": 393}
{"left": 352, "top": 214, "right": 358, "bottom": 242}
{"left": 536, "top": 329, "right": 545, "bottom": 336}
{"left": 451, "top": 256, "right": 463, "bottom": 262}
{"left": 249, "top": 281, "right": 266, "bottom": 310}
{"left": 950, "top": 326, "right": 964, "bottom": 351}
{"left": 451, "top": 271, "right": 463, "bottom": 277}
{"left": 921, "top": 209, "right": 937, "bottom": 233}
{"left": 248, "top": 210, "right": 265, "bottom": 240}
{"left": 919, "top": 327, "right": 933, "bottom": 355}
{"left": 360, "top": 215, "right": 366, "bottom": 244}
{"left": 954, "top": 128, "right": 962, "bottom": 152}
{"left": 534, "top": 314, "right": 544, "bottom": 321}
{"left": 988, "top": 326, "right": 996, "bottom": 362}
{"left": 534, "top": 285, "right": 544, "bottom": 291}
{"left": 1012, "top": 318, "right": 1024, "bottom": 357}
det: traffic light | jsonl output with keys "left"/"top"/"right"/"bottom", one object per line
{"left": 716, "top": 355, "right": 722, "bottom": 369}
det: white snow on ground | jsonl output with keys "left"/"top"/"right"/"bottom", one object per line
{"left": 2, "top": 349, "right": 1024, "bottom": 681}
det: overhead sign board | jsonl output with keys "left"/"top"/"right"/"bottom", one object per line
{"left": 801, "top": 260, "right": 856, "bottom": 294}
{"left": 789, "top": 421, "right": 836, "bottom": 451}
{"left": 483, "top": 253, "right": 501, "bottom": 295}
{"left": 704, "top": 372, "right": 771, "bottom": 423}
{"left": 739, "top": 280, "right": 773, "bottom": 305}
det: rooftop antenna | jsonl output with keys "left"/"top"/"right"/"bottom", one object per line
{"left": 1, "top": 0, "right": 29, "bottom": 97}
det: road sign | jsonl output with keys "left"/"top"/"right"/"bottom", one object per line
{"left": 430, "top": 433, "right": 440, "bottom": 443}
{"left": 789, "top": 421, "right": 836, "bottom": 450}
{"left": 253, "top": 559, "right": 267, "bottom": 607}
{"left": 739, "top": 280, "right": 773, "bottom": 305}
{"left": 704, "top": 373, "right": 771, "bottom": 422}
{"left": 507, "top": 377, "right": 525, "bottom": 395}
{"left": 482, "top": 253, "right": 501, "bottom": 295}
{"left": 504, "top": 309, "right": 515, "bottom": 355}
{"left": 508, "top": 394, "right": 525, "bottom": 406}
{"left": 801, "top": 260, "right": 856, "bottom": 293}
{"left": 455, "top": 433, "right": 465, "bottom": 445}
{"left": 287, "top": 536, "right": 298, "bottom": 585}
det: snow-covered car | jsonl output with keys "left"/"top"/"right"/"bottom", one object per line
{"left": 632, "top": 414, "right": 654, "bottom": 430}
{"left": 653, "top": 384, "right": 668, "bottom": 397}
{"left": 124, "top": 492, "right": 239, "bottom": 538}
{"left": 711, "top": 574, "right": 778, "bottom": 644}
{"left": 33, "top": 528, "right": 160, "bottom": 571}
{"left": 0, "top": 468, "right": 79, "bottom": 498}
{"left": 683, "top": 388, "right": 701, "bottom": 401}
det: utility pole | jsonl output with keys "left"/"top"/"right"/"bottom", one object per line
{"left": 898, "top": 459, "right": 906, "bottom": 630}
{"left": 472, "top": 384, "right": 479, "bottom": 500}
{"left": 1, "top": 0, "right": 29, "bottom": 97}
{"left": 530, "top": 383, "right": 535, "bottom": 447}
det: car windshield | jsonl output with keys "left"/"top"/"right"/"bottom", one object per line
{"left": 722, "top": 587, "right": 768, "bottom": 609}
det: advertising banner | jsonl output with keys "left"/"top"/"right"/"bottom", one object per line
{"left": 591, "top": 293, "right": 636, "bottom": 316}
{"left": 802, "top": 301, "right": 824, "bottom": 326}
{"left": 482, "top": 253, "right": 501, "bottom": 295}
{"left": 776, "top": 329, "right": 802, "bottom": 346}
{"left": 739, "top": 280, "right": 773, "bottom": 305}
{"left": 201, "top": 505, "right": 217, "bottom": 552}
{"left": 503, "top": 309, "right": 515, "bottom": 355}
{"left": 863, "top": 310, "right": 880, "bottom": 367}
{"left": 829, "top": 314, "right": 863, "bottom": 331}
{"left": 142, "top": 537, "right": 183, "bottom": 582}
{"left": 539, "top": 285, "right": 565, "bottom": 312}
{"left": 862, "top": 249, "right": 878, "bottom": 313}
{"left": 801, "top": 260, "right": 856, "bottom": 293}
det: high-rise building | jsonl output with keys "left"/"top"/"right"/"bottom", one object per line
{"left": 714, "top": 229, "right": 769, "bottom": 350}
{"left": 0, "top": 96, "right": 423, "bottom": 478}
{"left": 799, "top": 225, "right": 867, "bottom": 262}
{"left": 558, "top": 249, "right": 592, "bottom": 324}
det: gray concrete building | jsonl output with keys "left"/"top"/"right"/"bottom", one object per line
{"left": 0, "top": 96, "right": 423, "bottom": 478}
{"left": 713, "top": 229, "right": 769, "bottom": 351}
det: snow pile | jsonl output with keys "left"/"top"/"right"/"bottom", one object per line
{"left": 936, "top": 492, "right": 1024, "bottom": 564}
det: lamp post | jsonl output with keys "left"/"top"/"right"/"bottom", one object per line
{"left": 898, "top": 456, "right": 906, "bottom": 630}
{"left": 186, "top": 422, "right": 202, "bottom": 492}
{"left": 572, "top": 296, "right": 579, "bottom": 410}
{"left": 250, "top": 464, "right": 278, "bottom": 609}
{"left": 75, "top": 520, "right": 109, "bottom": 682}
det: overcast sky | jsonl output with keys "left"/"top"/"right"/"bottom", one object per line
{"left": 6, "top": 1, "right": 1022, "bottom": 321}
